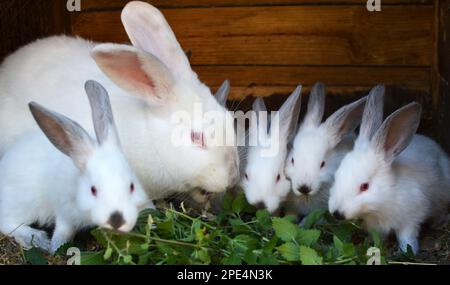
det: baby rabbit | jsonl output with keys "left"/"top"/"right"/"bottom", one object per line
{"left": 285, "top": 83, "right": 367, "bottom": 216}
{"left": 241, "top": 86, "right": 302, "bottom": 213}
{"left": 0, "top": 81, "right": 151, "bottom": 253}
{"left": 328, "top": 86, "right": 450, "bottom": 254}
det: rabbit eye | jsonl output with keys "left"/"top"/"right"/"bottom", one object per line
{"left": 291, "top": 158, "right": 294, "bottom": 165}
{"left": 130, "top": 183, "right": 135, "bottom": 194}
{"left": 191, "top": 131, "right": 207, "bottom": 149}
{"left": 245, "top": 173, "right": 249, "bottom": 180}
{"left": 276, "top": 174, "right": 281, "bottom": 183}
{"left": 360, "top": 183, "right": 369, "bottom": 192}
{"left": 91, "top": 186, "right": 97, "bottom": 197}
{"left": 320, "top": 161, "right": 326, "bottom": 169}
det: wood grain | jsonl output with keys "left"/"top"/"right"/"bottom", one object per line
{"left": 202, "top": 66, "right": 431, "bottom": 100}
{"left": 81, "top": 0, "right": 433, "bottom": 10}
{"left": 196, "top": 65, "right": 430, "bottom": 90}
{"left": 71, "top": 6, "right": 433, "bottom": 66}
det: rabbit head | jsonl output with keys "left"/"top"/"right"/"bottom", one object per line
{"left": 86, "top": 2, "right": 240, "bottom": 194}
{"left": 328, "top": 85, "right": 422, "bottom": 221}
{"left": 29, "top": 81, "right": 148, "bottom": 232}
{"left": 285, "top": 83, "right": 367, "bottom": 197}
{"left": 241, "top": 86, "right": 302, "bottom": 213}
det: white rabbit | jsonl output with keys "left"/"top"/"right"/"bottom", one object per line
{"left": 328, "top": 86, "right": 450, "bottom": 254}
{"left": 0, "top": 81, "right": 151, "bottom": 253}
{"left": 241, "top": 86, "right": 302, "bottom": 213}
{"left": 0, "top": 2, "right": 239, "bottom": 199}
{"left": 285, "top": 83, "right": 367, "bottom": 216}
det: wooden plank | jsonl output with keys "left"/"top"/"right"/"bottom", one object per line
{"left": 71, "top": 6, "right": 433, "bottom": 66}
{"left": 222, "top": 85, "right": 429, "bottom": 100}
{"left": 81, "top": 0, "right": 433, "bottom": 10}
{"left": 196, "top": 66, "right": 430, "bottom": 90}
{"left": 437, "top": 0, "right": 450, "bottom": 153}
{"left": 201, "top": 66, "right": 431, "bottom": 100}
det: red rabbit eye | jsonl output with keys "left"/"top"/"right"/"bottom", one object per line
{"left": 91, "top": 186, "right": 97, "bottom": 197}
{"left": 320, "top": 161, "right": 326, "bottom": 169}
{"left": 360, "top": 183, "right": 369, "bottom": 192}
{"left": 276, "top": 174, "right": 281, "bottom": 183}
{"left": 130, "top": 183, "right": 135, "bottom": 194}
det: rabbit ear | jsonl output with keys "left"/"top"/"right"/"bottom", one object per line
{"left": 29, "top": 102, "right": 95, "bottom": 170}
{"left": 121, "top": 1, "right": 194, "bottom": 81}
{"left": 302, "top": 82, "right": 325, "bottom": 128}
{"left": 85, "top": 80, "right": 121, "bottom": 147}
{"left": 279, "top": 85, "right": 302, "bottom": 143}
{"left": 253, "top": 97, "right": 267, "bottom": 113}
{"left": 359, "top": 85, "right": 385, "bottom": 143}
{"left": 92, "top": 44, "right": 175, "bottom": 107}
{"left": 324, "top": 96, "right": 367, "bottom": 147}
{"left": 251, "top": 97, "right": 269, "bottom": 135}
{"left": 215, "top": 80, "right": 230, "bottom": 107}
{"left": 373, "top": 103, "right": 422, "bottom": 162}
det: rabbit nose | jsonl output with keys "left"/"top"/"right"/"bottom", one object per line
{"left": 333, "top": 211, "right": 346, "bottom": 221}
{"left": 108, "top": 211, "right": 125, "bottom": 230}
{"left": 254, "top": 202, "right": 266, "bottom": 210}
{"left": 298, "top": 185, "right": 311, "bottom": 195}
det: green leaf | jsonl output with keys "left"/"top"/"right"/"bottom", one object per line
{"left": 302, "top": 209, "right": 326, "bottom": 229}
{"left": 243, "top": 250, "right": 258, "bottom": 265}
{"left": 299, "top": 246, "right": 323, "bottom": 265}
{"left": 297, "top": 229, "right": 321, "bottom": 247}
{"left": 343, "top": 243, "right": 356, "bottom": 258}
{"left": 272, "top": 217, "right": 299, "bottom": 242}
{"left": 81, "top": 251, "right": 106, "bottom": 265}
{"left": 123, "top": 255, "right": 133, "bottom": 264}
{"left": 333, "top": 235, "right": 344, "bottom": 254}
{"left": 222, "top": 253, "right": 242, "bottom": 265}
{"left": 103, "top": 247, "right": 113, "bottom": 260}
{"left": 369, "top": 229, "right": 382, "bottom": 248}
{"left": 232, "top": 235, "right": 258, "bottom": 253}
{"left": 222, "top": 191, "right": 234, "bottom": 212}
{"left": 90, "top": 228, "right": 108, "bottom": 247}
{"left": 259, "top": 253, "right": 279, "bottom": 265}
{"left": 232, "top": 193, "right": 248, "bottom": 214}
{"left": 278, "top": 242, "right": 300, "bottom": 262}
{"left": 24, "top": 248, "right": 48, "bottom": 265}
{"left": 256, "top": 210, "right": 271, "bottom": 228}
{"left": 263, "top": 236, "right": 279, "bottom": 253}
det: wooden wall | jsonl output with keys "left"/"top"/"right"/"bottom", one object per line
{"left": 69, "top": 0, "right": 441, "bottom": 139}
{"left": 0, "top": 1, "right": 447, "bottom": 149}
{"left": 0, "top": 0, "right": 69, "bottom": 60}
{"left": 71, "top": 1, "right": 435, "bottom": 98}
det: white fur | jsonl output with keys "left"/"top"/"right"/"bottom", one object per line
{"left": 328, "top": 88, "right": 450, "bottom": 254}
{"left": 0, "top": 82, "right": 151, "bottom": 253}
{"left": 241, "top": 86, "right": 302, "bottom": 213}
{"left": 0, "top": 2, "right": 239, "bottom": 199}
{"left": 285, "top": 83, "right": 366, "bottom": 216}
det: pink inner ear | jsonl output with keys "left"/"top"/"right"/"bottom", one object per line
{"left": 94, "top": 50, "right": 160, "bottom": 100}
{"left": 191, "top": 131, "right": 207, "bottom": 149}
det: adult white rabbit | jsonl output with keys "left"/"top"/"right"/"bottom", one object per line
{"left": 0, "top": 81, "right": 151, "bottom": 253}
{"left": 285, "top": 83, "right": 367, "bottom": 216}
{"left": 241, "top": 86, "right": 302, "bottom": 213}
{"left": 328, "top": 86, "right": 450, "bottom": 254}
{"left": 0, "top": 2, "right": 239, "bottom": 199}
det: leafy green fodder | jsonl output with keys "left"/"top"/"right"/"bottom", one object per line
{"left": 79, "top": 193, "right": 388, "bottom": 265}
